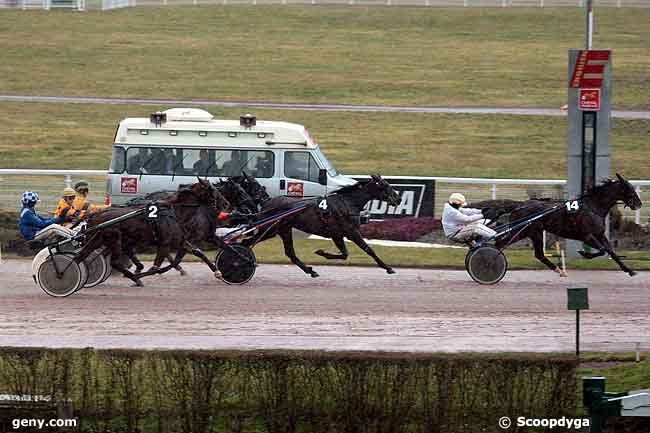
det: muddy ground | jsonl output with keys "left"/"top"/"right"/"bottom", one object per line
{"left": 0, "top": 260, "right": 648, "bottom": 353}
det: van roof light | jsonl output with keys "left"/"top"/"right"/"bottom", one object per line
{"left": 150, "top": 112, "right": 167, "bottom": 126}
{"left": 240, "top": 114, "right": 256, "bottom": 128}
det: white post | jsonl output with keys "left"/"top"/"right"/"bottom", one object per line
{"left": 463, "top": 0, "right": 467, "bottom": 6}
{"left": 65, "top": 174, "right": 72, "bottom": 188}
{"left": 561, "top": 249, "right": 566, "bottom": 273}
{"left": 617, "top": 0, "right": 621, "bottom": 7}
{"left": 636, "top": 343, "right": 641, "bottom": 362}
{"left": 635, "top": 186, "right": 642, "bottom": 225}
{"left": 542, "top": 230, "right": 547, "bottom": 253}
{"left": 491, "top": 183, "right": 497, "bottom": 200}
{"left": 540, "top": 0, "right": 543, "bottom": 7}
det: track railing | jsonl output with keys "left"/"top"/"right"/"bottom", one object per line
{"left": 0, "top": 169, "right": 647, "bottom": 224}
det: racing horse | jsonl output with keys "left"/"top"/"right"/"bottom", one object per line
{"left": 76, "top": 179, "right": 230, "bottom": 286}
{"left": 231, "top": 171, "right": 271, "bottom": 209}
{"left": 246, "top": 174, "right": 401, "bottom": 278}
{"left": 119, "top": 176, "right": 262, "bottom": 276}
{"left": 481, "top": 174, "right": 642, "bottom": 277}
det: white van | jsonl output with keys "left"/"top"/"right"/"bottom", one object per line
{"left": 105, "top": 108, "right": 356, "bottom": 205}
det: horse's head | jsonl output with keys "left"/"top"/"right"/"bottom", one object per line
{"left": 189, "top": 177, "right": 231, "bottom": 211}
{"left": 233, "top": 173, "right": 270, "bottom": 205}
{"left": 616, "top": 173, "right": 642, "bottom": 210}
{"left": 218, "top": 177, "right": 255, "bottom": 210}
{"left": 367, "top": 174, "right": 401, "bottom": 207}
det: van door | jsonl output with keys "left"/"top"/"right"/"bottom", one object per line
{"left": 281, "top": 150, "right": 326, "bottom": 198}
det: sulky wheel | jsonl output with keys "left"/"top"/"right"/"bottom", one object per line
{"left": 465, "top": 244, "right": 508, "bottom": 285}
{"left": 216, "top": 244, "right": 257, "bottom": 285}
{"left": 37, "top": 253, "right": 87, "bottom": 297}
{"left": 82, "top": 249, "right": 110, "bottom": 289}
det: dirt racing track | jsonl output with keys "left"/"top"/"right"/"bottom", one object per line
{"left": 0, "top": 260, "right": 648, "bottom": 353}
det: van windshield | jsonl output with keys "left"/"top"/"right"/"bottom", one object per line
{"left": 314, "top": 147, "right": 338, "bottom": 177}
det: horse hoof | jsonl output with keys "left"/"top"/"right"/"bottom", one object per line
{"left": 386, "top": 268, "right": 396, "bottom": 274}
{"left": 311, "top": 272, "right": 320, "bottom": 278}
{"left": 134, "top": 280, "right": 144, "bottom": 287}
{"left": 314, "top": 249, "right": 325, "bottom": 256}
{"left": 214, "top": 271, "right": 223, "bottom": 279}
{"left": 629, "top": 270, "right": 638, "bottom": 277}
{"left": 179, "top": 269, "right": 188, "bottom": 276}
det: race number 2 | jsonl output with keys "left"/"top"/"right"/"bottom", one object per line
{"left": 565, "top": 200, "right": 580, "bottom": 212}
{"left": 146, "top": 204, "right": 159, "bottom": 219}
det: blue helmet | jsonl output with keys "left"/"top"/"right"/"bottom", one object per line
{"left": 21, "top": 191, "right": 40, "bottom": 207}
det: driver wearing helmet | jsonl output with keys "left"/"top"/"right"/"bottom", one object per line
{"left": 18, "top": 191, "right": 72, "bottom": 241}
{"left": 442, "top": 193, "right": 496, "bottom": 243}
{"left": 67, "top": 180, "right": 108, "bottom": 220}
{"left": 53, "top": 187, "right": 78, "bottom": 226}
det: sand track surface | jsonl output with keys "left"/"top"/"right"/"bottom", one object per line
{"left": 0, "top": 260, "right": 648, "bottom": 353}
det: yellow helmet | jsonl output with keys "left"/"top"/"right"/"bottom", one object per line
{"left": 62, "top": 187, "right": 77, "bottom": 197}
{"left": 449, "top": 193, "right": 467, "bottom": 206}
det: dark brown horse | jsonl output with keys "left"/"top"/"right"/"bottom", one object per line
{"left": 480, "top": 174, "right": 642, "bottom": 277}
{"left": 245, "top": 174, "right": 401, "bottom": 277}
{"left": 76, "top": 179, "right": 230, "bottom": 286}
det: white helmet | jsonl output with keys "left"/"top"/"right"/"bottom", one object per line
{"left": 449, "top": 193, "right": 466, "bottom": 206}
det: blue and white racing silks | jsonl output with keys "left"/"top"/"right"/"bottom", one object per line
{"left": 18, "top": 207, "right": 62, "bottom": 241}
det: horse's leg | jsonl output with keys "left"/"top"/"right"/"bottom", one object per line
{"left": 347, "top": 230, "right": 395, "bottom": 274}
{"left": 314, "top": 236, "right": 348, "bottom": 260}
{"left": 126, "top": 244, "right": 145, "bottom": 273}
{"left": 587, "top": 233, "right": 636, "bottom": 276}
{"left": 279, "top": 227, "right": 319, "bottom": 278}
{"left": 135, "top": 249, "right": 186, "bottom": 277}
{"left": 530, "top": 232, "right": 567, "bottom": 277}
{"left": 166, "top": 253, "right": 187, "bottom": 276}
{"left": 107, "top": 233, "right": 143, "bottom": 286}
{"left": 185, "top": 241, "right": 221, "bottom": 278}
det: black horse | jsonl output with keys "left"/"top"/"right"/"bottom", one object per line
{"left": 480, "top": 174, "right": 642, "bottom": 277}
{"left": 230, "top": 171, "right": 271, "bottom": 210}
{"left": 246, "top": 174, "right": 401, "bottom": 278}
{"left": 77, "top": 179, "right": 230, "bottom": 286}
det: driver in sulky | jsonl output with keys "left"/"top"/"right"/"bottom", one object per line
{"left": 442, "top": 193, "right": 496, "bottom": 244}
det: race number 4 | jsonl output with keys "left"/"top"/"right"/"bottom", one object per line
{"left": 318, "top": 199, "right": 328, "bottom": 210}
{"left": 565, "top": 200, "right": 580, "bottom": 212}
{"left": 146, "top": 204, "right": 159, "bottom": 219}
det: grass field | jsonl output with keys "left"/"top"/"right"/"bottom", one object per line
{"left": 0, "top": 7, "right": 649, "bottom": 109}
{"left": 1, "top": 101, "right": 649, "bottom": 179}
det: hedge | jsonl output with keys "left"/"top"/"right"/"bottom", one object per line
{"left": 0, "top": 348, "right": 577, "bottom": 433}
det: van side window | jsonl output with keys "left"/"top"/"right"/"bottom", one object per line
{"left": 110, "top": 146, "right": 125, "bottom": 173}
{"left": 126, "top": 147, "right": 151, "bottom": 174}
{"left": 219, "top": 150, "right": 274, "bottom": 178}
{"left": 284, "top": 151, "right": 320, "bottom": 183}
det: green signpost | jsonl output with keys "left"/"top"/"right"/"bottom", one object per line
{"left": 567, "top": 287, "right": 589, "bottom": 359}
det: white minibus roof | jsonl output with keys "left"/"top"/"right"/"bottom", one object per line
{"left": 114, "top": 108, "right": 317, "bottom": 149}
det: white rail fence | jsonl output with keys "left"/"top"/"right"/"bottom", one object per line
{"left": 0, "top": 0, "right": 85, "bottom": 9}
{"left": 0, "top": 169, "right": 647, "bottom": 224}
{"left": 1, "top": 0, "right": 648, "bottom": 9}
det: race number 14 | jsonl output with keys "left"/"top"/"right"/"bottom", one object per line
{"left": 566, "top": 200, "right": 580, "bottom": 211}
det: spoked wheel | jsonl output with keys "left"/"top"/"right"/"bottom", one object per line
{"left": 215, "top": 244, "right": 257, "bottom": 285}
{"left": 465, "top": 245, "right": 508, "bottom": 285}
{"left": 37, "top": 253, "right": 88, "bottom": 297}
{"left": 82, "top": 249, "right": 110, "bottom": 289}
